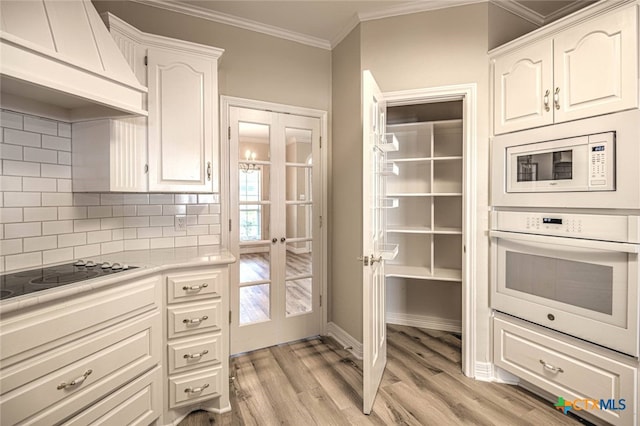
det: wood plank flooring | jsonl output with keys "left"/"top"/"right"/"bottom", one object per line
{"left": 178, "top": 325, "right": 590, "bottom": 425}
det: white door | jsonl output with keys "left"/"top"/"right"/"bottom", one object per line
{"left": 229, "top": 106, "right": 322, "bottom": 354}
{"left": 147, "top": 47, "right": 214, "bottom": 192}
{"left": 493, "top": 38, "right": 553, "bottom": 135}
{"left": 362, "top": 70, "right": 391, "bottom": 414}
{"left": 553, "top": 6, "right": 638, "bottom": 123}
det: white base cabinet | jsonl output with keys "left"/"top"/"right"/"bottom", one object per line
{"left": 0, "top": 276, "right": 163, "bottom": 425}
{"left": 162, "top": 267, "right": 230, "bottom": 424}
{"left": 493, "top": 313, "right": 637, "bottom": 426}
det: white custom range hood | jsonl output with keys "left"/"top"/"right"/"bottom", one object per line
{"left": 0, "top": 0, "right": 147, "bottom": 122}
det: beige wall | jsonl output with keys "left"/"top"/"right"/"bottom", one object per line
{"left": 330, "top": 26, "right": 364, "bottom": 341}
{"left": 92, "top": 1, "right": 331, "bottom": 111}
{"left": 488, "top": 3, "right": 539, "bottom": 50}
{"left": 331, "top": 2, "right": 494, "bottom": 361}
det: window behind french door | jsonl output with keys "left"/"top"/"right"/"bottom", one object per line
{"left": 229, "top": 106, "right": 322, "bottom": 354}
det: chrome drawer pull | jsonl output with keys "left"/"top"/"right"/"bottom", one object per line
{"left": 185, "top": 383, "right": 210, "bottom": 394}
{"left": 184, "top": 350, "right": 209, "bottom": 359}
{"left": 183, "top": 315, "right": 209, "bottom": 325}
{"left": 540, "top": 359, "right": 564, "bottom": 373}
{"left": 553, "top": 87, "right": 560, "bottom": 110}
{"left": 182, "top": 283, "right": 209, "bottom": 291}
{"left": 57, "top": 369, "right": 93, "bottom": 390}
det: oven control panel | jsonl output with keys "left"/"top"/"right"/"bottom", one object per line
{"left": 493, "top": 211, "right": 639, "bottom": 243}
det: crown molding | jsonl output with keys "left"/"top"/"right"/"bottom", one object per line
{"left": 358, "top": 0, "right": 485, "bottom": 22}
{"left": 544, "top": 0, "right": 595, "bottom": 24}
{"left": 330, "top": 12, "right": 361, "bottom": 48}
{"left": 128, "top": 0, "right": 332, "bottom": 50}
{"left": 489, "top": 0, "right": 545, "bottom": 25}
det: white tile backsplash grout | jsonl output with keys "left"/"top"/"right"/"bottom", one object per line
{"left": 0, "top": 109, "right": 222, "bottom": 272}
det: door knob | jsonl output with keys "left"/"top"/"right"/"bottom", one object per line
{"left": 280, "top": 237, "right": 286, "bottom": 243}
{"left": 272, "top": 238, "right": 277, "bottom": 244}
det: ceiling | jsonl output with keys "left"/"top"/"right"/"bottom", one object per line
{"left": 134, "top": 0, "right": 595, "bottom": 49}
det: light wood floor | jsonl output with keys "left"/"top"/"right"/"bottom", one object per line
{"left": 178, "top": 325, "right": 590, "bottom": 425}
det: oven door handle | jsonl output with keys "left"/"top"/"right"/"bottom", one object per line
{"left": 489, "top": 230, "right": 639, "bottom": 254}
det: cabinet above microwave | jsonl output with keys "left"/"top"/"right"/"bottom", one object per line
{"left": 491, "top": 109, "right": 640, "bottom": 209}
{"left": 489, "top": 1, "right": 638, "bottom": 135}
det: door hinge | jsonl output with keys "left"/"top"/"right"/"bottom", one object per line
{"left": 144, "top": 55, "right": 148, "bottom": 66}
{"left": 144, "top": 164, "right": 149, "bottom": 174}
{"left": 319, "top": 215, "right": 323, "bottom": 228}
{"left": 228, "top": 126, "right": 231, "bottom": 140}
{"left": 229, "top": 219, "right": 232, "bottom": 232}
{"left": 320, "top": 136, "right": 322, "bottom": 149}
{"left": 320, "top": 294, "right": 322, "bottom": 307}
{"left": 463, "top": 245, "right": 466, "bottom": 253}
{"left": 229, "top": 310, "right": 232, "bottom": 324}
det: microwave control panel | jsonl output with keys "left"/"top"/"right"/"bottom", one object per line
{"left": 588, "top": 132, "right": 615, "bottom": 190}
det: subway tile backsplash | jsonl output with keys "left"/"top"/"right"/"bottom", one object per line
{"left": 0, "top": 109, "right": 222, "bottom": 273}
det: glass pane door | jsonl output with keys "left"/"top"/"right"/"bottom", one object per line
{"left": 238, "top": 121, "right": 273, "bottom": 325}
{"left": 284, "top": 127, "right": 314, "bottom": 317}
{"left": 230, "top": 106, "right": 321, "bottom": 354}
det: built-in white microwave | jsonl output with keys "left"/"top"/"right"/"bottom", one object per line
{"left": 506, "top": 132, "right": 614, "bottom": 193}
{"left": 492, "top": 109, "right": 640, "bottom": 209}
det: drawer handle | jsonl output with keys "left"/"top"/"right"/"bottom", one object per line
{"left": 184, "top": 350, "right": 209, "bottom": 360}
{"left": 57, "top": 369, "right": 93, "bottom": 390}
{"left": 540, "top": 359, "right": 564, "bottom": 374}
{"left": 183, "top": 283, "right": 209, "bottom": 291}
{"left": 543, "top": 89, "right": 550, "bottom": 112}
{"left": 183, "top": 315, "right": 209, "bottom": 325}
{"left": 553, "top": 87, "right": 560, "bottom": 110}
{"left": 185, "top": 383, "right": 210, "bottom": 394}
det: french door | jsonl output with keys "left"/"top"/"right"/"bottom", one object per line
{"left": 229, "top": 106, "right": 322, "bottom": 354}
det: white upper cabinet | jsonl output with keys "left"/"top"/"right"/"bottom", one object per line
{"left": 492, "top": 2, "right": 638, "bottom": 135}
{"left": 494, "top": 38, "right": 554, "bottom": 134}
{"left": 147, "top": 47, "right": 216, "bottom": 192}
{"left": 553, "top": 7, "right": 638, "bottom": 123}
{"left": 72, "top": 14, "right": 223, "bottom": 193}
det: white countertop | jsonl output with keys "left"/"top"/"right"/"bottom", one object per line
{"left": 0, "top": 246, "right": 235, "bottom": 315}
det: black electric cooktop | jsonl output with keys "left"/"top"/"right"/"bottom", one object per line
{"left": 0, "top": 261, "right": 137, "bottom": 301}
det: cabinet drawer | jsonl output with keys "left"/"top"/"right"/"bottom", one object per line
{"left": 167, "top": 300, "right": 221, "bottom": 339}
{"left": 62, "top": 366, "right": 162, "bottom": 426}
{"left": 493, "top": 314, "right": 636, "bottom": 426}
{"left": 169, "top": 367, "right": 223, "bottom": 408}
{"left": 167, "top": 269, "right": 226, "bottom": 303}
{"left": 0, "top": 275, "right": 160, "bottom": 364}
{"left": 0, "top": 312, "right": 160, "bottom": 426}
{"left": 168, "top": 334, "right": 222, "bottom": 374}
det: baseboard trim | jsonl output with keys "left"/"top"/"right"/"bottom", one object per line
{"left": 386, "top": 312, "right": 462, "bottom": 333}
{"left": 325, "top": 322, "right": 363, "bottom": 360}
{"left": 473, "top": 362, "right": 495, "bottom": 382}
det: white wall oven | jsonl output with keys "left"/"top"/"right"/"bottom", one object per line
{"left": 490, "top": 211, "right": 640, "bottom": 356}
{"left": 492, "top": 109, "right": 640, "bottom": 209}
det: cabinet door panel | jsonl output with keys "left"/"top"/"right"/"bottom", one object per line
{"left": 554, "top": 6, "right": 638, "bottom": 123}
{"left": 147, "top": 48, "right": 213, "bottom": 192}
{"left": 494, "top": 38, "right": 554, "bottom": 134}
